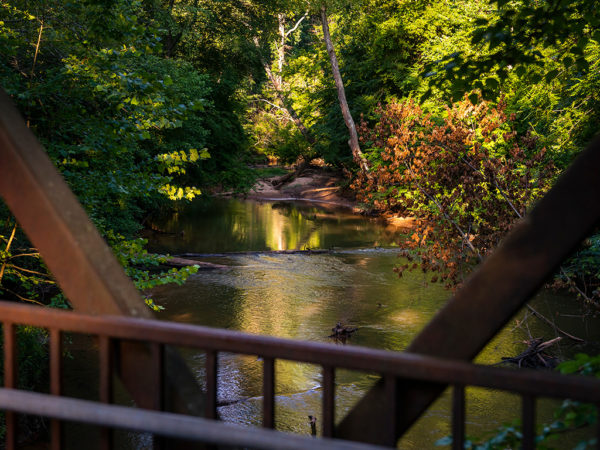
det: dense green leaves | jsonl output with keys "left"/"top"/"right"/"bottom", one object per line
{"left": 0, "top": 0, "right": 249, "bottom": 308}
{"left": 2, "top": 0, "right": 600, "bottom": 308}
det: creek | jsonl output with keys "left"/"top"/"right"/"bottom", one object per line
{"left": 146, "top": 197, "right": 599, "bottom": 448}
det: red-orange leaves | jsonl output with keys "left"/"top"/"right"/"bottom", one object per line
{"left": 353, "top": 98, "right": 556, "bottom": 286}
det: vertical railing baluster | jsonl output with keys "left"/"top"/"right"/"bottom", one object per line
{"left": 4, "top": 322, "right": 16, "bottom": 450}
{"left": 322, "top": 366, "right": 335, "bottom": 438}
{"left": 99, "top": 336, "right": 113, "bottom": 450}
{"left": 522, "top": 394, "right": 536, "bottom": 450}
{"left": 383, "top": 375, "right": 398, "bottom": 446}
{"left": 263, "top": 357, "right": 275, "bottom": 429}
{"left": 452, "top": 385, "right": 465, "bottom": 450}
{"left": 596, "top": 404, "right": 600, "bottom": 450}
{"left": 49, "top": 328, "right": 62, "bottom": 450}
{"left": 205, "top": 350, "right": 218, "bottom": 420}
{"left": 151, "top": 343, "right": 164, "bottom": 450}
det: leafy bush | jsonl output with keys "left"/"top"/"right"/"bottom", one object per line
{"left": 353, "top": 98, "right": 555, "bottom": 285}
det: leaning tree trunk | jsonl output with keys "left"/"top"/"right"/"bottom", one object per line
{"left": 320, "top": 6, "right": 371, "bottom": 179}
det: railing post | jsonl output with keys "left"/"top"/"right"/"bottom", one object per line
{"left": 151, "top": 343, "right": 165, "bottom": 450}
{"left": 99, "top": 335, "right": 114, "bottom": 450}
{"left": 597, "top": 404, "right": 600, "bottom": 450}
{"left": 205, "top": 350, "right": 218, "bottom": 420}
{"left": 522, "top": 394, "right": 536, "bottom": 450}
{"left": 4, "top": 322, "right": 17, "bottom": 450}
{"left": 322, "top": 366, "right": 335, "bottom": 438}
{"left": 383, "top": 375, "right": 398, "bottom": 446}
{"left": 452, "top": 385, "right": 465, "bottom": 450}
{"left": 49, "top": 328, "right": 63, "bottom": 450}
{"left": 263, "top": 357, "right": 275, "bottom": 429}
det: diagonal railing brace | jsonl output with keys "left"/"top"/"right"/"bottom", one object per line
{"left": 0, "top": 90, "right": 204, "bottom": 421}
{"left": 337, "top": 137, "right": 600, "bottom": 445}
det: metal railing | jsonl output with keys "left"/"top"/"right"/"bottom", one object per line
{"left": 2, "top": 301, "right": 600, "bottom": 449}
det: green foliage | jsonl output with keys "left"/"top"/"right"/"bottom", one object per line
{"left": 109, "top": 234, "right": 199, "bottom": 311}
{"left": 423, "top": 0, "right": 600, "bottom": 101}
{"left": 556, "top": 235, "right": 600, "bottom": 308}
{"left": 0, "top": 0, "right": 220, "bottom": 309}
{"left": 557, "top": 353, "right": 600, "bottom": 378}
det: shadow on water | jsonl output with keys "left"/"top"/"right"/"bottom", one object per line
{"left": 146, "top": 198, "right": 600, "bottom": 448}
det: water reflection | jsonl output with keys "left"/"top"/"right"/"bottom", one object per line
{"left": 148, "top": 198, "right": 599, "bottom": 448}
{"left": 147, "top": 198, "right": 400, "bottom": 253}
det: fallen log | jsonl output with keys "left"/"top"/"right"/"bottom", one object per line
{"left": 178, "top": 249, "right": 332, "bottom": 258}
{"left": 164, "top": 257, "right": 228, "bottom": 270}
{"left": 271, "top": 161, "right": 310, "bottom": 188}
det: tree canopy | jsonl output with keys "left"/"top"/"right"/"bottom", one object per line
{"left": 2, "top": 0, "right": 600, "bottom": 307}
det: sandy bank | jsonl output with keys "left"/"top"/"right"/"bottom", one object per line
{"left": 240, "top": 166, "right": 415, "bottom": 230}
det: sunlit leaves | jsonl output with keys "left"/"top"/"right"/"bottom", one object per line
{"left": 427, "top": 0, "right": 600, "bottom": 101}
{"left": 110, "top": 235, "right": 199, "bottom": 311}
{"left": 158, "top": 184, "right": 202, "bottom": 201}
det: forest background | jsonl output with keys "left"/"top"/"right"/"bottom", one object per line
{"left": 2, "top": 0, "right": 600, "bottom": 445}
{"left": 1, "top": 0, "right": 599, "bottom": 310}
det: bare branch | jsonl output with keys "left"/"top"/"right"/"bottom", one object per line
{"left": 258, "top": 98, "right": 286, "bottom": 111}
{"left": 526, "top": 305, "right": 585, "bottom": 342}
{"left": 285, "top": 12, "right": 309, "bottom": 38}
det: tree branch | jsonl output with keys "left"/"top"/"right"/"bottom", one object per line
{"left": 526, "top": 305, "right": 585, "bottom": 342}
{"left": 31, "top": 20, "right": 44, "bottom": 77}
{"left": 285, "top": 12, "right": 308, "bottom": 38}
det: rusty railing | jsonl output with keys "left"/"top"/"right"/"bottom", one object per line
{"left": 2, "top": 301, "right": 600, "bottom": 449}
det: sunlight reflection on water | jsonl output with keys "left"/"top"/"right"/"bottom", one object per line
{"left": 147, "top": 198, "right": 599, "bottom": 448}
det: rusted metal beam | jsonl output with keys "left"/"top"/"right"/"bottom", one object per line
{"left": 0, "top": 90, "right": 143, "bottom": 316}
{"left": 0, "top": 90, "right": 204, "bottom": 421}
{"left": 337, "top": 137, "right": 600, "bottom": 444}
{"left": 0, "top": 388, "right": 389, "bottom": 450}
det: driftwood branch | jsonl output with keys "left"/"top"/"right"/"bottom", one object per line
{"left": 163, "top": 257, "right": 228, "bottom": 270}
{"left": 526, "top": 305, "right": 585, "bottom": 342}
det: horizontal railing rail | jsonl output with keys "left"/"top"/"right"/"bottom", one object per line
{"left": 2, "top": 300, "right": 600, "bottom": 449}
{"left": 0, "top": 388, "right": 386, "bottom": 450}
{"left": 2, "top": 301, "right": 600, "bottom": 403}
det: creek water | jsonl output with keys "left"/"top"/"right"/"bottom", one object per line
{"left": 146, "top": 197, "right": 599, "bottom": 448}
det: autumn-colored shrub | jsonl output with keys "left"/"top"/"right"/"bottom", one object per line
{"left": 353, "top": 98, "right": 556, "bottom": 286}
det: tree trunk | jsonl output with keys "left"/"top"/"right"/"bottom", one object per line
{"left": 253, "top": 36, "right": 316, "bottom": 147}
{"left": 277, "top": 14, "right": 286, "bottom": 87}
{"left": 320, "top": 6, "right": 371, "bottom": 178}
